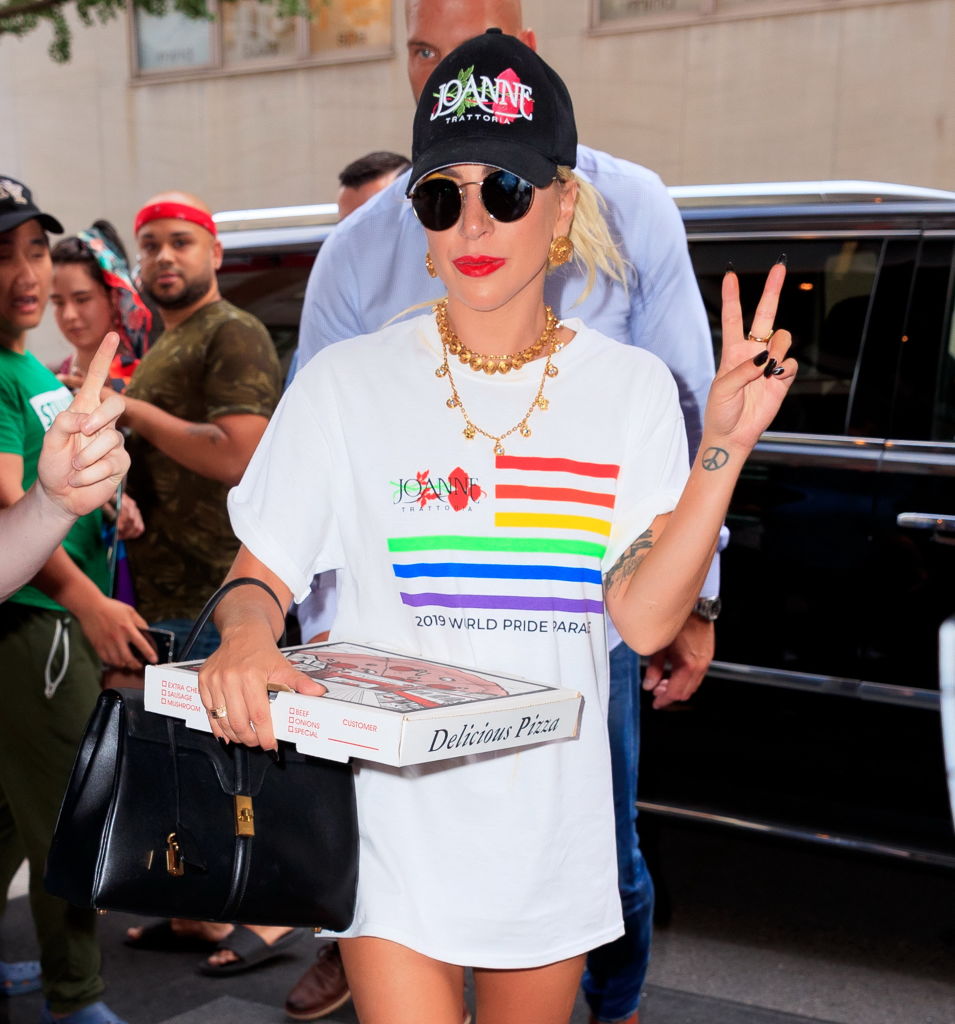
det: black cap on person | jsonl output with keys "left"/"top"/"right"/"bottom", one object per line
{"left": 408, "top": 28, "right": 577, "bottom": 193}
{"left": 0, "top": 176, "right": 64, "bottom": 235}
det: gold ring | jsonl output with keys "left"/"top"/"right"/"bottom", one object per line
{"left": 747, "top": 330, "right": 775, "bottom": 344}
{"left": 209, "top": 706, "right": 228, "bottom": 719}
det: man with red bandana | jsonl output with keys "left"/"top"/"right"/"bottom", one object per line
{"left": 121, "top": 191, "right": 290, "bottom": 970}
{"left": 121, "top": 190, "right": 281, "bottom": 660}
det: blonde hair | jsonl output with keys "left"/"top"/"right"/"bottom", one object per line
{"left": 554, "top": 166, "right": 630, "bottom": 305}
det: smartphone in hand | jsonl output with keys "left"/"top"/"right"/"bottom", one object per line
{"left": 129, "top": 627, "right": 177, "bottom": 665}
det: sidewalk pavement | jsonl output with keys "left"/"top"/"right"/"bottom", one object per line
{"left": 0, "top": 891, "right": 835, "bottom": 1024}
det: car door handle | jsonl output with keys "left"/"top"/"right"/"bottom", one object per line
{"left": 897, "top": 513, "right": 955, "bottom": 532}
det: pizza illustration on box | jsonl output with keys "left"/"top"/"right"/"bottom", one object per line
{"left": 284, "top": 648, "right": 539, "bottom": 714}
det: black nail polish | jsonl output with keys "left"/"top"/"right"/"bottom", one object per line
{"left": 725, "top": 260, "right": 736, "bottom": 274}
{"left": 753, "top": 349, "right": 770, "bottom": 367}
{"left": 776, "top": 253, "right": 788, "bottom": 267}
{"left": 217, "top": 738, "right": 229, "bottom": 750}
{"left": 267, "top": 748, "right": 280, "bottom": 764}
{"left": 762, "top": 358, "right": 778, "bottom": 378}
{"left": 772, "top": 365, "right": 786, "bottom": 376}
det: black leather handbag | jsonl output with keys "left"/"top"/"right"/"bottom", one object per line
{"left": 44, "top": 579, "right": 359, "bottom": 929}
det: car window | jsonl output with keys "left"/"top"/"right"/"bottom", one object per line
{"left": 939, "top": 308, "right": 955, "bottom": 442}
{"left": 884, "top": 237, "right": 955, "bottom": 442}
{"left": 930, "top": 248, "right": 955, "bottom": 443}
{"left": 689, "top": 239, "right": 882, "bottom": 435}
{"left": 218, "top": 251, "right": 315, "bottom": 378}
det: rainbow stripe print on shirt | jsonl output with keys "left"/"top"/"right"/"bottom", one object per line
{"left": 389, "top": 455, "right": 619, "bottom": 616}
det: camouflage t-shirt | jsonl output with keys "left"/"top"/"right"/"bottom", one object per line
{"left": 125, "top": 299, "right": 281, "bottom": 622}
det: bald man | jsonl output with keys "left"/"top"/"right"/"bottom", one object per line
{"left": 122, "top": 191, "right": 281, "bottom": 661}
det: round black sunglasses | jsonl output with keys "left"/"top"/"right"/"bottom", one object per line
{"left": 410, "top": 170, "right": 538, "bottom": 232}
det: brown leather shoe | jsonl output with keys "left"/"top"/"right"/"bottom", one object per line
{"left": 284, "top": 942, "right": 350, "bottom": 1020}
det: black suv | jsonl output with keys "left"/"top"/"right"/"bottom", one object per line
{"left": 216, "top": 202, "right": 339, "bottom": 381}
{"left": 217, "top": 181, "right": 955, "bottom": 867}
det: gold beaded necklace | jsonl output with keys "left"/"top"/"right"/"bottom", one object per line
{"left": 434, "top": 298, "right": 560, "bottom": 374}
{"left": 434, "top": 302, "right": 566, "bottom": 456}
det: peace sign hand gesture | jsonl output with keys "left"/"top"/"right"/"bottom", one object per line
{"left": 704, "top": 261, "right": 797, "bottom": 455}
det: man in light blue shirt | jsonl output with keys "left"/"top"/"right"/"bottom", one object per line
{"left": 288, "top": 3, "right": 719, "bottom": 1023}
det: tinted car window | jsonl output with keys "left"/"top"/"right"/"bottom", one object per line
{"left": 910, "top": 240, "right": 955, "bottom": 443}
{"left": 218, "top": 251, "right": 315, "bottom": 378}
{"left": 690, "top": 239, "right": 882, "bottom": 435}
{"left": 939, "top": 308, "right": 955, "bottom": 442}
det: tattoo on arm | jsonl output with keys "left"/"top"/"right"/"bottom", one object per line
{"left": 701, "top": 446, "right": 729, "bottom": 471}
{"left": 604, "top": 529, "right": 654, "bottom": 593}
{"left": 186, "top": 423, "right": 225, "bottom": 445}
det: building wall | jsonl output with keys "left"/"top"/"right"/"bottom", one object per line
{"left": 0, "top": 0, "right": 951, "bottom": 362}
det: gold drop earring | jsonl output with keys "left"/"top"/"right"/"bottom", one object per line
{"left": 425, "top": 252, "right": 437, "bottom": 278}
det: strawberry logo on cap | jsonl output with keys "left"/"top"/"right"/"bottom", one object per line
{"left": 491, "top": 67, "right": 533, "bottom": 124}
{"left": 432, "top": 65, "right": 535, "bottom": 125}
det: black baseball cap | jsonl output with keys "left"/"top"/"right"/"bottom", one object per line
{"left": 0, "top": 175, "right": 64, "bottom": 235}
{"left": 408, "top": 28, "right": 577, "bottom": 194}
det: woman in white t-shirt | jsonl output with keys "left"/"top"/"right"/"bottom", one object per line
{"left": 198, "top": 30, "right": 795, "bottom": 1024}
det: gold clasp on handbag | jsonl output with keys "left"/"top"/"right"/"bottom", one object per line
{"left": 234, "top": 795, "right": 255, "bottom": 837}
{"left": 165, "top": 833, "right": 184, "bottom": 877}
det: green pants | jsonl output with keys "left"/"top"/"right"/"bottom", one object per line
{"left": 0, "top": 603, "right": 105, "bottom": 1014}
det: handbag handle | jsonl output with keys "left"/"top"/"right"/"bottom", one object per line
{"left": 162, "top": 577, "right": 288, "bottom": 878}
{"left": 179, "top": 576, "right": 287, "bottom": 661}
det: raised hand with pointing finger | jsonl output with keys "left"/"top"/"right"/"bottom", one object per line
{"left": 0, "top": 333, "right": 132, "bottom": 598}
{"left": 39, "top": 331, "right": 130, "bottom": 518}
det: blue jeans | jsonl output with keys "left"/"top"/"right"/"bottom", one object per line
{"left": 150, "top": 618, "right": 220, "bottom": 662}
{"left": 581, "top": 642, "right": 653, "bottom": 1023}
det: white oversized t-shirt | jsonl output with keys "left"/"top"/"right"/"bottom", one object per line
{"left": 229, "top": 313, "right": 688, "bottom": 968}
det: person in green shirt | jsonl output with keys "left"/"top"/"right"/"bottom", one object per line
{"left": 0, "top": 331, "right": 131, "bottom": 601}
{"left": 0, "top": 174, "right": 152, "bottom": 1024}
{"left": 122, "top": 190, "right": 282, "bottom": 655}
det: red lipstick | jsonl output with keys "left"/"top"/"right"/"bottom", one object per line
{"left": 452, "top": 255, "right": 505, "bottom": 277}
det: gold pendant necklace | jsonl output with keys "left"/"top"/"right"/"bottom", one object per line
{"left": 434, "top": 298, "right": 560, "bottom": 374}
{"left": 434, "top": 303, "right": 565, "bottom": 456}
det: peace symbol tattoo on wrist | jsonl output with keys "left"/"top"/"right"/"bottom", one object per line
{"left": 701, "top": 447, "right": 729, "bottom": 471}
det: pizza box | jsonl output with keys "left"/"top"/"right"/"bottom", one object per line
{"left": 144, "top": 640, "right": 583, "bottom": 767}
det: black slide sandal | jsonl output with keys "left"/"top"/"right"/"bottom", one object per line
{"left": 197, "top": 926, "right": 305, "bottom": 976}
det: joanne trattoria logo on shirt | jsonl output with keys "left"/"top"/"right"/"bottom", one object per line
{"left": 431, "top": 65, "right": 534, "bottom": 125}
{"left": 392, "top": 468, "right": 484, "bottom": 511}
